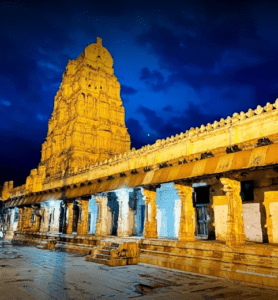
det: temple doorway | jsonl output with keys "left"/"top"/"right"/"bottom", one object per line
{"left": 72, "top": 201, "right": 79, "bottom": 233}
{"left": 193, "top": 186, "right": 210, "bottom": 239}
{"left": 48, "top": 212, "right": 52, "bottom": 232}
{"left": 107, "top": 193, "right": 119, "bottom": 236}
{"left": 59, "top": 203, "right": 66, "bottom": 233}
{"left": 156, "top": 183, "right": 180, "bottom": 239}
{"left": 139, "top": 205, "right": 145, "bottom": 235}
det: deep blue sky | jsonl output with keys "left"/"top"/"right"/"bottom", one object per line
{"left": 1, "top": 0, "right": 278, "bottom": 186}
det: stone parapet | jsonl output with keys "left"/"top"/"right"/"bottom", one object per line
{"left": 4, "top": 99, "right": 278, "bottom": 200}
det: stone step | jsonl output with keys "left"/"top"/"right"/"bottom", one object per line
{"left": 96, "top": 253, "right": 110, "bottom": 259}
{"left": 36, "top": 241, "right": 49, "bottom": 249}
{"left": 54, "top": 242, "right": 93, "bottom": 254}
{"left": 87, "top": 257, "right": 110, "bottom": 265}
{"left": 103, "top": 246, "right": 118, "bottom": 251}
{"left": 99, "top": 249, "right": 111, "bottom": 255}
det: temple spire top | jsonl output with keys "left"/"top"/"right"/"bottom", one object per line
{"left": 97, "top": 37, "right": 102, "bottom": 46}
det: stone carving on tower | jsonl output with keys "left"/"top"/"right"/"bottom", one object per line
{"left": 39, "top": 37, "right": 131, "bottom": 177}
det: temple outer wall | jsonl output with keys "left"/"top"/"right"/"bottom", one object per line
{"left": 6, "top": 101, "right": 278, "bottom": 196}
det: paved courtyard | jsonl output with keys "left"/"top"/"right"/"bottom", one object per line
{"left": 1, "top": 241, "right": 278, "bottom": 299}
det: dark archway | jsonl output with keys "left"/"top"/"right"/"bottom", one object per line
{"left": 72, "top": 201, "right": 79, "bottom": 233}
{"left": 107, "top": 192, "right": 119, "bottom": 236}
{"left": 59, "top": 202, "right": 66, "bottom": 233}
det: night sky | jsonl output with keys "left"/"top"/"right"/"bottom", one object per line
{"left": 1, "top": 0, "right": 278, "bottom": 186}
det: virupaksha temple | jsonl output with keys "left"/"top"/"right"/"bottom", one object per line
{"left": 2, "top": 37, "right": 278, "bottom": 287}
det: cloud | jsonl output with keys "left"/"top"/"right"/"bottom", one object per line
{"left": 163, "top": 105, "right": 173, "bottom": 112}
{"left": 137, "top": 105, "right": 163, "bottom": 132}
{"left": 126, "top": 117, "right": 154, "bottom": 149}
{"left": 121, "top": 84, "right": 137, "bottom": 95}
{"left": 0, "top": 100, "right": 11, "bottom": 107}
{"left": 137, "top": 102, "right": 223, "bottom": 139}
{"left": 139, "top": 67, "right": 167, "bottom": 92}
{"left": 37, "top": 114, "right": 49, "bottom": 122}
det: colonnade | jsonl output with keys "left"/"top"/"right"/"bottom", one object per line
{"left": 2, "top": 177, "right": 250, "bottom": 246}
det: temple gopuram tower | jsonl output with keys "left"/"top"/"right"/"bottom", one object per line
{"left": 40, "top": 37, "right": 131, "bottom": 177}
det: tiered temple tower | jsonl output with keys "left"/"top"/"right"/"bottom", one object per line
{"left": 40, "top": 37, "right": 131, "bottom": 177}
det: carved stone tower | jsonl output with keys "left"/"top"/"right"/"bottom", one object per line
{"left": 40, "top": 37, "right": 131, "bottom": 177}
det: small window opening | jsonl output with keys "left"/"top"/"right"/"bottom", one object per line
{"left": 240, "top": 180, "right": 254, "bottom": 201}
{"left": 193, "top": 186, "right": 210, "bottom": 206}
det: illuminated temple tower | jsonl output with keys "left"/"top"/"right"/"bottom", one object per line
{"left": 40, "top": 37, "right": 131, "bottom": 177}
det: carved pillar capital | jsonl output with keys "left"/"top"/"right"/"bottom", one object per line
{"left": 174, "top": 183, "right": 195, "bottom": 242}
{"left": 141, "top": 187, "right": 157, "bottom": 203}
{"left": 220, "top": 178, "right": 245, "bottom": 246}
{"left": 95, "top": 193, "right": 108, "bottom": 204}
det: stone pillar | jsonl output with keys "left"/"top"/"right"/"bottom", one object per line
{"left": 142, "top": 186, "right": 158, "bottom": 239}
{"left": 40, "top": 206, "right": 50, "bottom": 232}
{"left": 64, "top": 201, "right": 74, "bottom": 234}
{"left": 95, "top": 194, "right": 108, "bottom": 237}
{"left": 50, "top": 205, "right": 61, "bottom": 233}
{"left": 4, "top": 208, "right": 15, "bottom": 239}
{"left": 174, "top": 183, "right": 195, "bottom": 242}
{"left": 263, "top": 191, "right": 278, "bottom": 243}
{"left": 23, "top": 207, "right": 32, "bottom": 231}
{"left": 115, "top": 189, "right": 132, "bottom": 237}
{"left": 17, "top": 208, "right": 24, "bottom": 231}
{"left": 8, "top": 209, "right": 15, "bottom": 231}
{"left": 31, "top": 207, "right": 41, "bottom": 232}
{"left": 220, "top": 178, "right": 246, "bottom": 246}
{"left": 76, "top": 198, "right": 89, "bottom": 235}
{"left": 129, "top": 191, "right": 138, "bottom": 236}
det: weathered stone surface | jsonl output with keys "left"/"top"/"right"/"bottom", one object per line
{"left": 95, "top": 193, "right": 108, "bottom": 236}
{"left": 174, "top": 183, "right": 195, "bottom": 242}
{"left": 220, "top": 178, "right": 246, "bottom": 246}
{"left": 142, "top": 187, "right": 158, "bottom": 239}
{"left": 116, "top": 189, "right": 133, "bottom": 237}
{"left": 3, "top": 37, "right": 278, "bottom": 290}
{"left": 264, "top": 191, "right": 278, "bottom": 244}
{"left": 64, "top": 201, "right": 74, "bottom": 234}
{"left": 39, "top": 37, "right": 130, "bottom": 179}
{"left": 76, "top": 199, "right": 89, "bottom": 235}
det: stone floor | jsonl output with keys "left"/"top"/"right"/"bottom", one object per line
{"left": 1, "top": 241, "right": 278, "bottom": 299}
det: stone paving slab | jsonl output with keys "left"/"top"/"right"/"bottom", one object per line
{"left": 1, "top": 241, "right": 278, "bottom": 299}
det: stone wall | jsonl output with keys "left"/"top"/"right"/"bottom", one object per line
{"left": 23, "top": 101, "right": 278, "bottom": 195}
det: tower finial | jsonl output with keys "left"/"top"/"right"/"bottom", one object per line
{"left": 97, "top": 37, "right": 102, "bottom": 45}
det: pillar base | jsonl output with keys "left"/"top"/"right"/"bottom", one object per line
{"left": 226, "top": 234, "right": 246, "bottom": 246}
{"left": 117, "top": 231, "right": 130, "bottom": 237}
{"left": 144, "top": 222, "right": 158, "bottom": 239}
{"left": 4, "top": 230, "right": 14, "bottom": 240}
{"left": 178, "top": 236, "right": 195, "bottom": 242}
